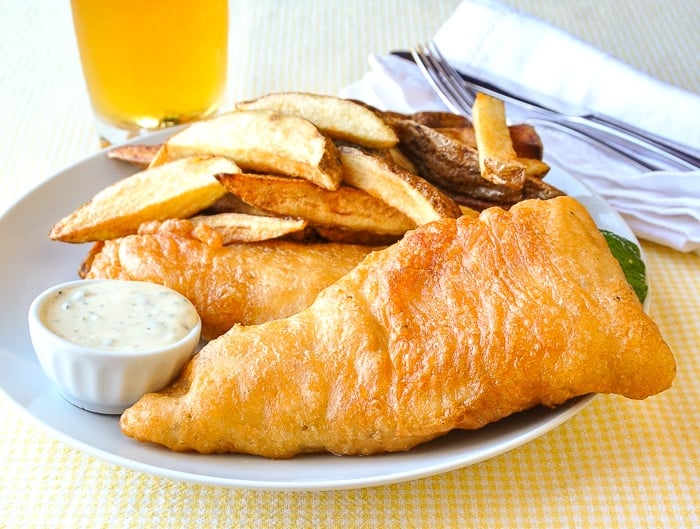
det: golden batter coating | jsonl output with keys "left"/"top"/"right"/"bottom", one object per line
{"left": 120, "top": 197, "right": 675, "bottom": 458}
{"left": 82, "top": 219, "right": 377, "bottom": 339}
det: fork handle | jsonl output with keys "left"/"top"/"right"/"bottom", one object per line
{"left": 527, "top": 118, "right": 670, "bottom": 172}
{"left": 554, "top": 114, "right": 699, "bottom": 171}
{"left": 587, "top": 114, "right": 700, "bottom": 167}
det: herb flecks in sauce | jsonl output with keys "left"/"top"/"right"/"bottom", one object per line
{"left": 41, "top": 281, "right": 199, "bottom": 351}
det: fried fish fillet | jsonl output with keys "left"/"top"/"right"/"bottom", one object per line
{"left": 81, "top": 219, "right": 378, "bottom": 339}
{"left": 120, "top": 197, "right": 675, "bottom": 458}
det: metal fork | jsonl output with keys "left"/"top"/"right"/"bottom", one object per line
{"left": 411, "top": 42, "right": 699, "bottom": 171}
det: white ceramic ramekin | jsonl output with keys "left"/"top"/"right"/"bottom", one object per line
{"left": 28, "top": 279, "right": 201, "bottom": 414}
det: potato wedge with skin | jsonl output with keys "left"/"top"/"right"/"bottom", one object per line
{"left": 107, "top": 144, "right": 161, "bottom": 168}
{"left": 311, "top": 226, "right": 400, "bottom": 246}
{"left": 189, "top": 212, "right": 308, "bottom": 244}
{"left": 472, "top": 92, "right": 526, "bottom": 188}
{"left": 49, "top": 156, "right": 239, "bottom": 243}
{"left": 386, "top": 115, "right": 479, "bottom": 186}
{"left": 153, "top": 109, "right": 343, "bottom": 191}
{"left": 236, "top": 92, "right": 398, "bottom": 149}
{"left": 338, "top": 145, "right": 462, "bottom": 225}
{"left": 459, "top": 205, "right": 480, "bottom": 218}
{"left": 216, "top": 173, "right": 416, "bottom": 235}
{"left": 521, "top": 175, "right": 564, "bottom": 200}
{"left": 387, "top": 147, "right": 417, "bottom": 173}
{"left": 508, "top": 124, "right": 544, "bottom": 160}
{"left": 436, "top": 126, "right": 477, "bottom": 148}
{"left": 444, "top": 175, "right": 563, "bottom": 212}
{"left": 386, "top": 116, "right": 522, "bottom": 203}
{"left": 203, "top": 192, "right": 272, "bottom": 216}
{"left": 110, "top": 143, "right": 420, "bottom": 175}
{"left": 440, "top": 190, "right": 515, "bottom": 212}
{"left": 409, "top": 111, "right": 471, "bottom": 129}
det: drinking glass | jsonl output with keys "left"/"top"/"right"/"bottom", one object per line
{"left": 71, "top": 0, "right": 228, "bottom": 145}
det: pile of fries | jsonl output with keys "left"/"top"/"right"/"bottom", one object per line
{"left": 49, "top": 91, "right": 562, "bottom": 247}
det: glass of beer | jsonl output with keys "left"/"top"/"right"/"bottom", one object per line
{"left": 70, "top": 0, "right": 228, "bottom": 145}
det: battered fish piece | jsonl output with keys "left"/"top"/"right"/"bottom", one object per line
{"left": 120, "top": 197, "right": 675, "bottom": 458}
{"left": 82, "top": 219, "right": 378, "bottom": 339}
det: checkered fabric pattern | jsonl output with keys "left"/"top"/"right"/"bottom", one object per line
{"left": 1, "top": 1, "right": 698, "bottom": 527}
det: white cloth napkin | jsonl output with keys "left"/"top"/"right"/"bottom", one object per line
{"left": 340, "top": 0, "right": 700, "bottom": 253}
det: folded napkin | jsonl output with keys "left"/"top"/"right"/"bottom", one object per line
{"left": 340, "top": 0, "right": 700, "bottom": 253}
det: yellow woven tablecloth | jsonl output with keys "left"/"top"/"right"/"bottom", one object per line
{"left": 1, "top": 1, "right": 698, "bottom": 527}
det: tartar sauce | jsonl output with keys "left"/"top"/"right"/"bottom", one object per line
{"left": 40, "top": 280, "right": 200, "bottom": 352}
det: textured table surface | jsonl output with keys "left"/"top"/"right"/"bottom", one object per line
{"left": 1, "top": 1, "right": 698, "bottom": 527}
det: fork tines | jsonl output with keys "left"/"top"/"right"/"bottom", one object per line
{"left": 411, "top": 42, "right": 476, "bottom": 118}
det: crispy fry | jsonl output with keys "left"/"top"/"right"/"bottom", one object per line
{"left": 311, "top": 226, "right": 401, "bottom": 246}
{"left": 202, "top": 192, "right": 271, "bottom": 216}
{"left": 386, "top": 115, "right": 522, "bottom": 203}
{"left": 107, "top": 144, "right": 161, "bottom": 168}
{"left": 189, "top": 212, "right": 307, "bottom": 244}
{"left": 518, "top": 158, "right": 550, "bottom": 179}
{"left": 521, "top": 176, "right": 564, "bottom": 201}
{"left": 216, "top": 173, "right": 416, "bottom": 235}
{"left": 408, "top": 111, "right": 471, "bottom": 129}
{"left": 459, "top": 205, "right": 480, "bottom": 218}
{"left": 472, "top": 92, "right": 526, "bottom": 188}
{"left": 387, "top": 147, "right": 417, "bottom": 173}
{"left": 236, "top": 92, "right": 398, "bottom": 149}
{"left": 441, "top": 190, "right": 516, "bottom": 212}
{"left": 49, "top": 156, "right": 239, "bottom": 243}
{"left": 338, "top": 145, "right": 461, "bottom": 225}
{"left": 444, "top": 176, "right": 563, "bottom": 212}
{"left": 152, "top": 109, "right": 344, "bottom": 191}
{"left": 435, "top": 123, "right": 544, "bottom": 161}
{"left": 508, "top": 124, "right": 544, "bottom": 160}
{"left": 436, "top": 126, "right": 477, "bottom": 147}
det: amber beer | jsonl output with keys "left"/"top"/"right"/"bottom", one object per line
{"left": 71, "top": 0, "right": 228, "bottom": 144}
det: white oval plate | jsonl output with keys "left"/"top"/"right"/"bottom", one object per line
{"left": 0, "top": 129, "right": 640, "bottom": 491}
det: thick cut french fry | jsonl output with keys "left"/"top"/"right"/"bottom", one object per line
{"left": 215, "top": 173, "right": 416, "bottom": 235}
{"left": 518, "top": 158, "right": 550, "bottom": 179}
{"left": 49, "top": 156, "right": 239, "bottom": 243}
{"left": 236, "top": 92, "right": 398, "bottom": 149}
{"left": 472, "top": 92, "right": 526, "bottom": 188}
{"left": 153, "top": 109, "right": 344, "bottom": 191}
{"left": 189, "top": 212, "right": 307, "bottom": 244}
{"left": 338, "top": 145, "right": 462, "bottom": 225}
